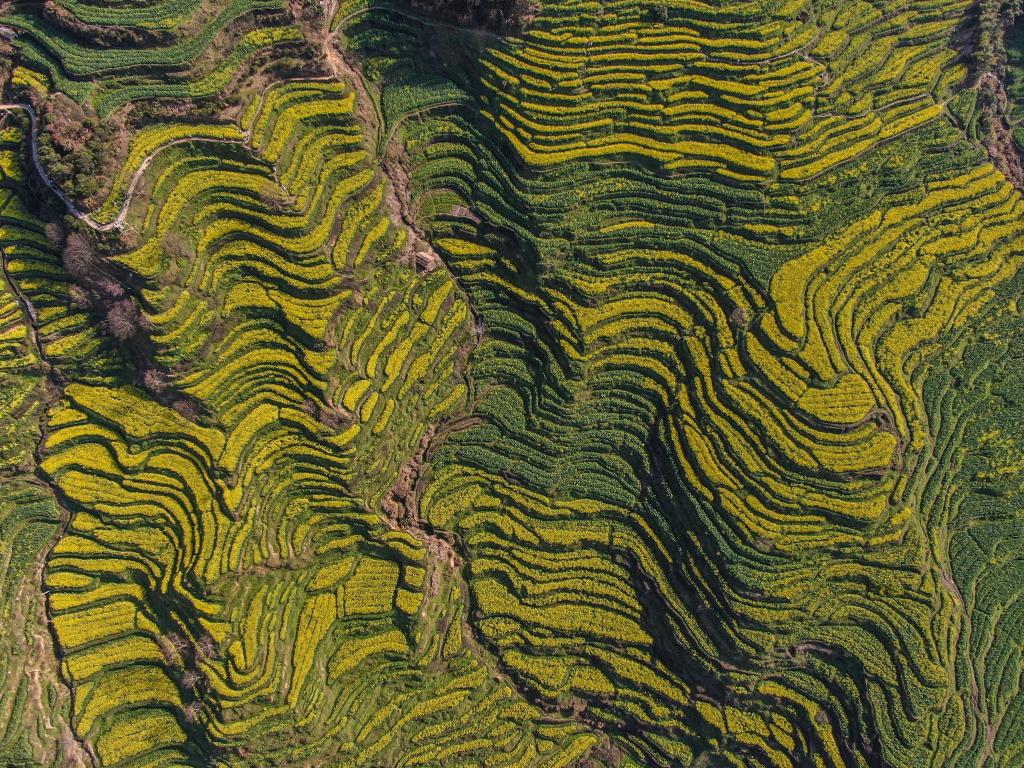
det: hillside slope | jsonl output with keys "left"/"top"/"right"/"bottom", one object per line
{"left": 1, "top": 0, "right": 1023, "bottom": 766}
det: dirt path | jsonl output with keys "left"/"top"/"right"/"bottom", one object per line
{"left": 0, "top": 240, "right": 94, "bottom": 764}
{"left": 380, "top": 425, "right": 460, "bottom": 605}
{"left": 25, "top": 583, "right": 91, "bottom": 767}
{"left": 320, "top": 8, "right": 557, "bottom": 720}
{"left": 0, "top": 245, "right": 43, "bottom": 360}
{"left": 319, "top": 9, "right": 447, "bottom": 270}
{"left": 0, "top": 4, "right": 456, "bottom": 249}
{"left": 377, "top": 419, "right": 559, "bottom": 713}
{"left": 0, "top": 103, "right": 117, "bottom": 229}
{"left": 0, "top": 103, "right": 250, "bottom": 233}
{"left": 0, "top": 72, "right": 337, "bottom": 235}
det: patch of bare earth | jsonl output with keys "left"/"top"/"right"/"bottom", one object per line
{"left": 3, "top": 537, "right": 91, "bottom": 767}
{"left": 317, "top": 8, "right": 443, "bottom": 273}
{"left": 979, "top": 72, "right": 1024, "bottom": 190}
{"left": 381, "top": 426, "right": 461, "bottom": 605}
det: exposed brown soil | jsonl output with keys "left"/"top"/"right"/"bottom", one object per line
{"left": 450, "top": 204, "right": 481, "bottom": 224}
{"left": 979, "top": 73, "right": 1024, "bottom": 190}
{"left": 21, "top": 581, "right": 90, "bottom": 767}
{"left": 381, "top": 425, "right": 463, "bottom": 605}
{"left": 320, "top": 21, "right": 445, "bottom": 273}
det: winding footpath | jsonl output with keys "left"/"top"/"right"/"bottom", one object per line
{"left": 0, "top": 103, "right": 115, "bottom": 229}
{"left": 0, "top": 4, "right": 501, "bottom": 237}
{"left": 0, "top": 102, "right": 251, "bottom": 233}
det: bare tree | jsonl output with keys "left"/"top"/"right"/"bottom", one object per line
{"left": 62, "top": 231, "right": 97, "bottom": 279}
{"left": 196, "top": 634, "right": 218, "bottom": 660}
{"left": 142, "top": 367, "right": 168, "bottom": 394}
{"left": 96, "top": 276, "right": 125, "bottom": 298}
{"left": 172, "top": 399, "right": 199, "bottom": 421}
{"left": 181, "top": 669, "right": 202, "bottom": 691}
{"left": 68, "top": 284, "right": 91, "bottom": 310}
{"left": 183, "top": 701, "right": 202, "bottom": 724}
{"left": 104, "top": 298, "right": 140, "bottom": 341}
{"left": 44, "top": 221, "right": 64, "bottom": 247}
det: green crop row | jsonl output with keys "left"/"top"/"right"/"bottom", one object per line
{"left": 342, "top": 2, "right": 1024, "bottom": 763}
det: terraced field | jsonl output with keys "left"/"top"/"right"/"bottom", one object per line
{"left": 1, "top": 0, "right": 1024, "bottom": 766}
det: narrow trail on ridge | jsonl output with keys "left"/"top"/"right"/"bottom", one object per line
{"left": 322, "top": 22, "right": 444, "bottom": 271}
{"left": 314, "top": 5, "right": 592, "bottom": 728}
{"left": 317, "top": 9, "right": 613, "bottom": 741}
{"left": 0, "top": 102, "right": 245, "bottom": 233}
